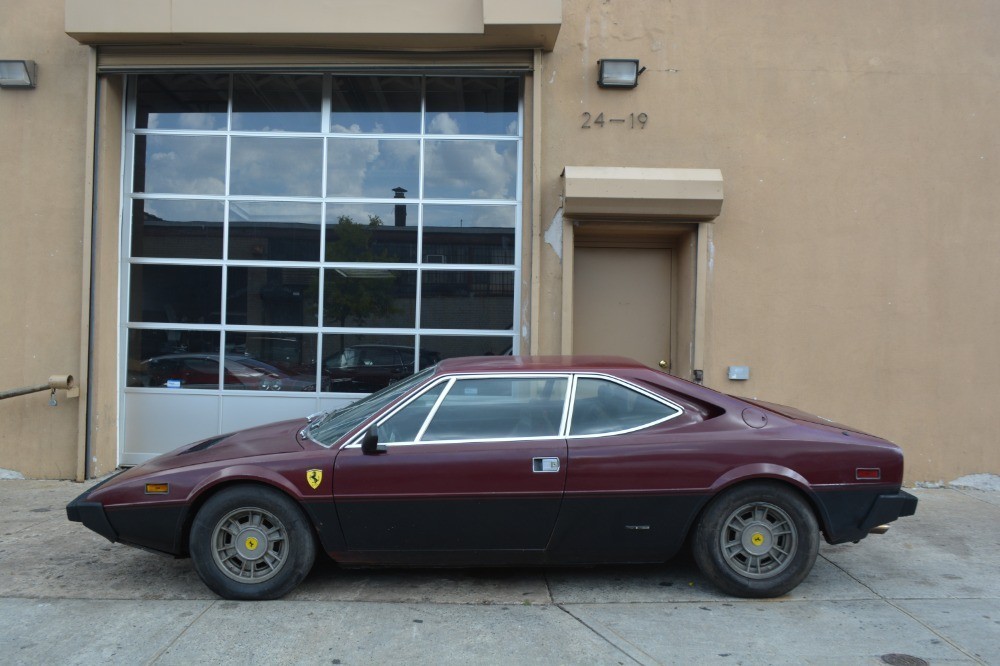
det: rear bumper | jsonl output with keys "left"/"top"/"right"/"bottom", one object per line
{"left": 816, "top": 488, "right": 918, "bottom": 544}
{"left": 859, "top": 490, "right": 918, "bottom": 532}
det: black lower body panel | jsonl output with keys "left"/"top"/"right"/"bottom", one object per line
{"left": 105, "top": 505, "right": 188, "bottom": 555}
{"left": 546, "top": 493, "right": 710, "bottom": 564}
{"left": 814, "top": 488, "right": 918, "bottom": 544}
{"left": 66, "top": 498, "right": 118, "bottom": 543}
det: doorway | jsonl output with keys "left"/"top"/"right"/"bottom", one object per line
{"left": 573, "top": 244, "right": 674, "bottom": 371}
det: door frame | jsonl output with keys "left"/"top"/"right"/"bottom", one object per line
{"left": 561, "top": 219, "right": 712, "bottom": 383}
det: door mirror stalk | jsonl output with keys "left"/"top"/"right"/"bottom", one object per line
{"left": 361, "top": 426, "right": 386, "bottom": 455}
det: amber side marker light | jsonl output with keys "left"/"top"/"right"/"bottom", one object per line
{"left": 145, "top": 483, "right": 169, "bottom": 494}
{"left": 856, "top": 468, "right": 881, "bottom": 481}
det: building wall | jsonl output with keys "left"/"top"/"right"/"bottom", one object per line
{"left": 537, "top": 0, "right": 1000, "bottom": 481}
{"left": 0, "top": 1, "right": 89, "bottom": 478}
{"left": 1, "top": 0, "right": 998, "bottom": 481}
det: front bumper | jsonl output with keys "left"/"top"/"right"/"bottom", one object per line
{"left": 66, "top": 474, "right": 121, "bottom": 543}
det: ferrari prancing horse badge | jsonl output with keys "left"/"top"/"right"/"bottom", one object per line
{"left": 306, "top": 469, "right": 322, "bottom": 490}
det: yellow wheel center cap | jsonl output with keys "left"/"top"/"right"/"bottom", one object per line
{"left": 245, "top": 536, "right": 259, "bottom": 551}
{"left": 751, "top": 533, "right": 765, "bottom": 547}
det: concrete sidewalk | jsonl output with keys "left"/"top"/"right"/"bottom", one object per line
{"left": 0, "top": 481, "right": 997, "bottom": 665}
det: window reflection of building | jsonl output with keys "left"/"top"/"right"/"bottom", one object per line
{"left": 125, "top": 73, "right": 522, "bottom": 394}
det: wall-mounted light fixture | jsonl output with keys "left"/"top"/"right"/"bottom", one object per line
{"left": 597, "top": 59, "right": 645, "bottom": 89}
{"left": 0, "top": 60, "right": 37, "bottom": 89}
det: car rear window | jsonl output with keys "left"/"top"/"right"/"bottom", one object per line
{"left": 569, "top": 377, "right": 680, "bottom": 436}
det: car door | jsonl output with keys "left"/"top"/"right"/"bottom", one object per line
{"left": 547, "top": 375, "right": 701, "bottom": 563}
{"left": 333, "top": 374, "right": 570, "bottom": 559}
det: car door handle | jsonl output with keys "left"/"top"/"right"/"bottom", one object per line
{"left": 532, "top": 457, "right": 560, "bottom": 473}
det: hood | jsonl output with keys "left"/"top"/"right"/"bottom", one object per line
{"left": 128, "top": 418, "right": 306, "bottom": 475}
{"left": 738, "top": 397, "right": 880, "bottom": 438}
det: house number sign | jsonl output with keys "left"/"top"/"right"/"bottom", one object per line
{"left": 581, "top": 112, "right": 648, "bottom": 129}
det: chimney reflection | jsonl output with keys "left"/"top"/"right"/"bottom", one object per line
{"left": 392, "top": 186, "right": 407, "bottom": 227}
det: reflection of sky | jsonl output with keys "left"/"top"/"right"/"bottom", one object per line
{"left": 135, "top": 77, "right": 520, "bottom": 210}
{"left": 136, "top": 133, "right": 517, "bottom": 206}
{"left": 137, "top": 135, "right": 226, "bottom": 195}
{"left": 426, "top": 111, "right": 518, "bottom": 136}
{"left": 231, "top": 137, "right": 323, "bottom": 197}
{"left": 327, "top": 138, "right": 419, "bottom": 198}
{"left": 147, "top": 112, "right": 225, "bottom": 131}
{"left": 424, "top": 140, "right": 517, "bottom": 200}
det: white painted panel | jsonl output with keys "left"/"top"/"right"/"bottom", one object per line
{"left": 122, "top": 392, "right": 220, "bottom": 465}
{"left": 219, "top": 393, "right": 320, "bottom": 434}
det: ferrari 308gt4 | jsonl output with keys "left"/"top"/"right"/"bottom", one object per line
{"left": 68, "top": 356, "right": 917, "bottom": 600}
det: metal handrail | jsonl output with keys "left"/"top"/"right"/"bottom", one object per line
{"left": 0, "top": 375, "right": 74, "bottom": 401}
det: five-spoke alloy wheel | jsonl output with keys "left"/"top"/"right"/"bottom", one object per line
{"left": 693, "top": 482, "right": 819, "bottom": 598}
{"left": 190, "top": 485, "right": 316, "bottom": 600}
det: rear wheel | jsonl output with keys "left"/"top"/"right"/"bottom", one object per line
{"left": 693, "top": 482, "right": 819, "bottom": 598}
{"left": 189, "top": 485, "right": 315, "bottom": 600}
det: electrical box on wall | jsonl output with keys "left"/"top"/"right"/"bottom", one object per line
{"left": 728, "top": 366, "right": 750, "bottom": 380}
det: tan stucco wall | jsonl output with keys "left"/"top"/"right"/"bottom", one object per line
{"left": 537, "top": 0, "right": 1000, "bottom": 482}
{"left": 0, "top": 1, "right": 90, "bottom": 478}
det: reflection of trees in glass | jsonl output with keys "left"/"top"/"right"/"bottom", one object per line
{"left": 320, "top": 215, "right": 397, "bottom": 328}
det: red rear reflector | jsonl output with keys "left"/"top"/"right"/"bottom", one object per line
{"left": 856, "top": 468, "right": 881, "bottom": 480}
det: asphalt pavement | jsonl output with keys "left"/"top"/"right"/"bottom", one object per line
{"left": 0, "top": 480, "right": 997, "bottom": 665}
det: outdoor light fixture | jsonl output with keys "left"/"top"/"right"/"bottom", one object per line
{"left": 0, "top": 60, "right": 37, "bottom": 88}
{"left": 597, "top": 59, "right": 645, "bottom": 89}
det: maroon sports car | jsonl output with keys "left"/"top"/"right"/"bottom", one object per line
{"left": 68, "top": 356, "right": 917, "bottom": 600}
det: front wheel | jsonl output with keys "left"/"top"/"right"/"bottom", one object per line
{"left": 692, "top": 482, "right": 819, "bottom": 598}
{"left": 189, "top": 485, "right": 316, "bottom": 600}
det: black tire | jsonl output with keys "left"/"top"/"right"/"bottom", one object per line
{"left": 189, "top": 485, "right": 316, "bottom": 600}
{"left": 692, "top": 482, "right": 819, "bottom": 598}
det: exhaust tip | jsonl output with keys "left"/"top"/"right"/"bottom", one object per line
{"left": 869, "top": 524, "right": 890, "bottom": 535}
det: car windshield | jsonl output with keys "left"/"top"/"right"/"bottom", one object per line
{"left": 308, "top": 367, "right": 435, "bottom": 447}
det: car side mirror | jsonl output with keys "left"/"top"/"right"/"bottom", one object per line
{"left": 361, "top": 426, "right": 386, "bottom": 455}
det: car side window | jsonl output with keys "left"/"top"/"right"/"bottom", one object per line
{"left": 420, "top": 376, "right": 567, "bottom": 442}
{"left": 377, "top": 382, "right": 447, "bottom": 443}
{"left": 569, "top": 377, "right": 680, "bottom": 436}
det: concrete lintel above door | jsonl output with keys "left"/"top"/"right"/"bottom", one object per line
{"left": 561, "top": 166, "right": 723, "bottom": 220}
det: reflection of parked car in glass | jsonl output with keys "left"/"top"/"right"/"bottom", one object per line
{"left": 322, "top": 345, "right": 440, "bottom": 393}
{"left": 136, "top": 354, "right": 315, "bottom": 391}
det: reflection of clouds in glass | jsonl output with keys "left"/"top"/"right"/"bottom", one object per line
{"left": 330, "top": 121, "right": 390, "bottom": 135}
{"left": 328, "top": 139, "right": 419, "bottom": 198}
{"left": 505, "top": 120, "right": 518, "bottom": 136}
{"left": 331, "top": 123, "right": 363, "bottom": 134}
{"left": 428, "top": 113, "right": 461, "bottom": 135}
{"left": 142, "top": 136, "right": 226, "bottom": 195}
{"left": 145, "top": 111, "right": 226, "bottom": 131}
{"left": 424, "top": 140, "right": 516, "bottom": 200}
{"left": 230, "top": 137, "right": 322, "bottom": 197}
{"left": 380, "top": 139, "right": 419, "bottom": 163}
{"left": 328, "top": 138, "right": 381, "bottom": 197}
